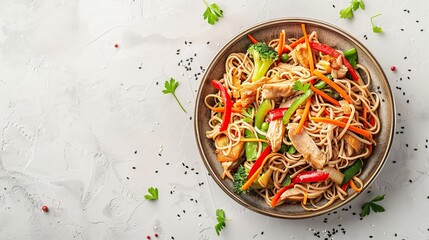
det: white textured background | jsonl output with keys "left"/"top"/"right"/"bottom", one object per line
{"left": 1, "top": 0, "right": 429, "bottom": 239}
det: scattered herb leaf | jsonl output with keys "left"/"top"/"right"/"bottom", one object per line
{"left": 202, "top": 0, "right": 223, "bottom": 25}
{"left": 292, "top": 81, "right": 310, "bottom": 92}
{"left": 360, "top": 194, "right": 385, "bottom": 217}
{"left": 340, "top": 0, "right": 365, "bottom": 19}
{"left": 162, "top": 78, "right": 187, "bottom": 113}
{"left": 215, "top": 209, "right": 227, "bottom": 235}
{"left": 371, "top": 14, "right": 383, "bottom": 33}
{"left": 144, "top": 187, "right": 159, "bottom": 200}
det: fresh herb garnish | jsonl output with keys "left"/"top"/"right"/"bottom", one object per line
{"left": 370, "top": 14, "right": 383, "bottom": 33}
{"left": 233, "top": 165, "right": 250, "bottom": 194}
{"left": 360, "top": 194, "right": 385, "bottom": 217}
{"left": 241, "top": 107, "right": 255, "bottom": 124}
{"left": 340, "top": 0, "right": 365, "bottom": 19}
{"left": 144, "top": 187, "right": 159, "bottom": 200}
{"left": 292, "top": 81, "right": 310, "bottom": 92}
{"left": 162, "top": 78, "right": 187, "bottom": 113}
{"left": 202, "top": 0, "right": 223, "bottom": 25}
{"left": 215, "top": 209, "right": 227, "bottom": 235}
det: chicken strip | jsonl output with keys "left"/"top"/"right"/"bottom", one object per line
{"left": 287, "top": 123, "right": 327, "bottom": 169}
{"left": 266, "top": 118, "right": 286, "bottom": 152}
{"left": 261, "top": 80, "right": 295, "bottom": 99}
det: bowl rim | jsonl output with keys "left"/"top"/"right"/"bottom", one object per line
{"left": 194, "top": 17, "right": 396, "bottom": 219}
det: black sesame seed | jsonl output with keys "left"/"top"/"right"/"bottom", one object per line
{"left": 392, "top": 160, "right": 396, "bottom": 163}
{"left": 132, "top": 167, "right": 136, "bottom": 169}
{"left": 155, "top": 170, "right": 158, "bottom": 173}
{"left": 166, "top": 162, "right": 169, "bottom": 165}
{"left": 409, "top": 179, "right": 413, "bottom": 183}
{"left": 406, "top": 144, "right": 409, "bottom": 147}
{"left": 332, "top": 4, "right": 335, "bottom": 8}
{"left": 158, "top": 153, "right": 162, "bottom": 156}
{"left": 414, "top": 148, "right": 418, "bottom": 151}
{"left": 207, "top": 41, "right": 210, "bottom": 44}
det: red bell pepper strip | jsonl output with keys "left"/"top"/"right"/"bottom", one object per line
{"left": 292, "top": 171, "right": 330, "bottom": 183}
{"left": 341, "top": 182, "right": 350, "bottom": 192}
{"left": 309, "top": 42, "right": 359, "bottom": 82}
{"left": 211, "top": 80, "right": 232, "bottom": 132}
{"left": 270, "top": 183, "right": 295, "bottom": 207}
{"left": 247, "top": 145, "right": 272, "bottom": 180}
{"left": 266, "top": 108, "right": 288, "bottom": 122}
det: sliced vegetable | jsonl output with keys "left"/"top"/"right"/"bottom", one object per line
{"left": 283, "top": 36, "right": 306, "bottom": 53}
{"left": 344, "top": 48, "right": 357, "bottom": 69}
{"left": 310, "top": 117, "right": 371, "bottom": 139}
{"left": 322, "top": 166, "right": 344, "bottom": 185}
{"left": 310, "top": 84, "right": 341, "bottom": 106}
{"left": 342, "top": 159, "right": 363, "bottom": 184}
{"left": 241, "top": 146, "right": 272, "bottom": 191}
{"left": 247, "top": 145, "right": 272, "bottom": 180}
{"left": 247, "top": 33, "right": 258, "bottom": 44}
{"left": 270, "top": 183, "right": 295, "bottom": 207}
{"left": 301, "top": 24, "right": 315, "bottom": 75}
{"left": 313, "top": 70, "right": 353, "bottom": 104}
{"left": 282, "top": 175, "right": 292, "bottom": 186}
{"left": 255, "top": 99, "right": 272, "bottom": 129}
{"left": 292, "top": 171, "right": 330, "bottom": 183}
{"left": 277, "top": 31, "right": 286, "bottom": 61}
{"left": 280, "top": 53, "right": 289, "bottom": 63}
{"left": 309, "top": 42, "right": 359, "bottom": 81}
{"left": 212, "top": 80, "right": 232, "bottom": 132}
{"left": 244, "top": 129, "right": 258, "bottom": 161}
{"left": 267, "top": 108, "right": 288, "bottom": 122}
{"left": 349, "top": 178, "right": 362, "bottom": 192}
{"left": 287, "top": 145, "right": 297, "bottom": 154}
{"left": 282, "top": 88, "right": 313, "bottom": 125}
{"left": 258, "top": 168, "right": 274, "bottom": 187}
{"left": 247, "top": 43, "right": 279, "bottom": 82}
{"left": 261, "top": 122, "right": 269, "bottom": 132}
{"left": 295, "top": 96, "right": 312, "bottom": 134}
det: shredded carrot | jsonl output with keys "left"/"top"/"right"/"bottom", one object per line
{"left": 310, "top": 85, "right": 340, "bottom": 107}
{"left": 302, "top": 191, "right": 308, "bottom": 205}
{"left": 310, "top": 117, "right": 372, "bottom": 139}
{"left": 301, "top": 24, "right": 315, "bottom": 75}
{"left": 362, "top": 105, "right": 368, "bottom": 128}
{"left": 247, "top": 34, "right": 258, "bottom": 44}
{"left": 313, "top": 70, "right": 353, "bottom": 104}
{"left": 296, "top": 96, "right": 312, "bottom": 134}
{"left": 284, "top": 36, "right": 306, "bottom": 53}
{"left": 349, "top": 178, "right": 362, "bottom": 192}
{"left": 277, "top": 31, "right": 286, "bottom": 60}
{"left": 211, "top": 107, "right": 242, "bottom": 114}
{"left": 242, "top": 154, "right": 271, "bottom": 191}
{"left": 240, "top": 138, "right": 269, "bottom": 143}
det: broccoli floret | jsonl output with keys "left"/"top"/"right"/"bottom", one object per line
{"left": 247, "top": 42, "right": 278, "bottom": 82}
{"left": 233, "top": 165, "right": 250, "bottom": 194}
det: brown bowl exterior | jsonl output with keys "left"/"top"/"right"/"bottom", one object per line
{"left": 194, "top": 18, "right": 395, "bottom": 219}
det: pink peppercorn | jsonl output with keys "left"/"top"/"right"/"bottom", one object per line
{"left": 391, "top": 66, "right": 396, "bottom": 71}
{"left": 146, "top": 236, "right": 151, "bottom": 239}
{"left": 154, "top": 233, "right": 159, "bottom": 237}
{"left": 41, "top": 206, "right": 49, "bottom": 212}
{"left": 114, "top": 44, "right": 119, "bottom": 48}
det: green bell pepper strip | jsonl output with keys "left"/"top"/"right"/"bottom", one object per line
{"left": 344, "top": 48, "right": 357, "bottom": 69}
{"left": 282, "top": 80, "right": 327, "bottom": 125}
{"left": 255, "top": 99, "right": 272, "bottom": 129}
{"left": 341, "top": 159, "right": 363, "bottom": 185}
{"left": 244, "top": 129, "right": 258, "bottom": 161}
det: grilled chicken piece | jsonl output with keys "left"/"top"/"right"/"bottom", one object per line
{"left": 240, "top": 89, "right": 256, "bottom": 108}
{"left": 332, "top": 65, "right": 348, "bottom": 79}
{"left": 294, "top": 43, "right": 310, "bottom": 68}
{"left": 215, "top": 135, "right": 245, "bottom": 162}
{"left": 266, "top": 119, "right": 286, "bottom": 152}
{"left": 343, "top": 132, "right": 364, "bottom": 155}
{"left": 261, "top": 80, "right": 295, "bottom": 99}
{"left": 287, "top": 123, "right": 327, "bottom": 169}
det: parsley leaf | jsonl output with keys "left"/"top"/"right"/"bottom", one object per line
{"left": 233, "top": 165, "right": 250, "bottom": 194}
{"left": 162, "top": 78, "right": 187, "bottom": 113}
{"left": 292, "top": 81, "right": 310, "bottom": 92}
{"left": 370, "top": 14, "right": 383, "bottom": 33}
{"left": 241, "top": 107, "right": 255, "bottom": 124}
{"left": 215, "top": 209, "right": 227, "bottom": 235}
{"left": 360, "top": 194, "right": 385, "bottom": 217}
{"left": 340, "top": 0, "right": 365, "bottom": 19}
{"left": 144, "top": 187, "right": 159, "bottom": 200}
{"left": 202, "top": 0, "right": 223, "bottom": 25}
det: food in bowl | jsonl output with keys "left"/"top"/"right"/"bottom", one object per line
{"left": 204, "top": 23, "right": 380, "bottom": 211}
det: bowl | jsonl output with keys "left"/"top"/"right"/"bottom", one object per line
{"left": 194, "top": 18, "right": 395, "bottom": 218}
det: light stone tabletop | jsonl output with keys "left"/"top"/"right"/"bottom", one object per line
{"left": 1, "top": 0, "right": 428, "bottom": 239}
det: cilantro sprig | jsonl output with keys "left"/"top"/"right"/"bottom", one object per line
{"left": 144, "top": 187, "right": 159, "bottom": 200}
{"left": 162, "top": 78, "right": 187, "bottom": 113}
{"left": 215, "top": 209, "right": 227, "bottom": 235}
{"left": 340, "top": 0, "right": 365, "bottom": 19}
{"left": 370, "top": 14, "right": 383, "bottom": 33}
{"left": 202, "top": 0, "right": 223, "bottom": 25}
{"left": 292, "top": 81, "right": 310, "bottom": 93}
{"left": 360, "top": 194, "right": 385, "bottom": 217}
